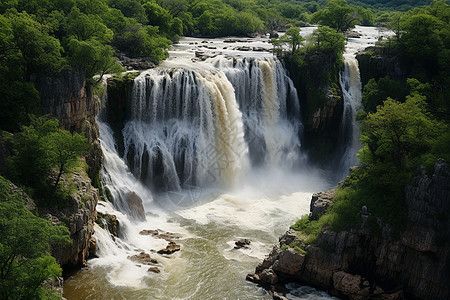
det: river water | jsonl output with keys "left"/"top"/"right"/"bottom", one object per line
{"left": 63, "top": 26, "right": 390, "bottom": 300}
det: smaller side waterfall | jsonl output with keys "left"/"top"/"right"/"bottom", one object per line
{"left": 336, "top": 54, "right": 363, "bottom": 177}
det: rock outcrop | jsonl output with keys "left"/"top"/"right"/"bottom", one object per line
{"left": 248, "top": 159, "right": 450, "bottom": 300}
{"left": 356, "top": 46, "right": 405, "bottom": 86}
{"left": 310, "top": 189, "right": 334, "bottom": 220}
{"left": 32, "top": 69, "right": 103, "bottom": 183}
{"left": 30, "top": 69, "right": 102, "bottom": 269}
{"left": 46, "top": 170, "right": 99, "bottom": 267}
{"left": 284, "top": 52, "right": 344, "bottom": 165}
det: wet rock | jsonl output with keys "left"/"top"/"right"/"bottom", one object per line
{"left": 126, "top": 192, "right": 146, "bottom": 221}
{"left": 88, "top": 237, "right": 97, "bottom": 258}
{"left": 116, "top": 53, "right": 155, "bottom": 70}
{"left": 97, "top": 212, "right": 119, "bottom": 237}
{"left": 147, "top": 267, "right": 161, "bottom": 273}
{"left": 259, "top": 268, "right": 278, "bottom": 285}
{"left": 310, "top": 189, "right": 335, "bottom": 220}
{"left": 129, "top": 252, "right": 158, "bottom": 265}
{"left": 234, "top": 46, "right": 251, "bottom": 51}
{"left": 272, "top": 248, "right": 305, "bottom": 276}
{"left": 139, "top": 229, "right": 159, "bottom": 236}
{"left": 157, "top": 241, "right": 181, "bottom": 255}
{"left": 346, "top": 31, "right": 362, "bottom": 38}
{"left": 194, "top": 51, "right": 217, "bottom": 61}
{"left": 246, "top": 273, "right": 261, "bottom": 283}
{"left": 271, "top": 291, "right": 289, "bottom": 300}
{"left": 252, "top": 47, "right": 267, "bottom": 52}
{"left": 279, "top": 229, "right": 297, "bottom": 245}
{"left": 333, "top": 271, "right": 372, "bottom": 299}
{"left": 158, "top": 232, "right": 180, "bottom": 241}
{"left": 235, "top": 239, "right": 251, "bottom": 249}
{"left": 139, "top": 229, "right": 180, "bottom": 241}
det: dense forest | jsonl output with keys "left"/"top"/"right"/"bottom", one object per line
{"left": 290, "top": 0, "right": 450, "bottom": 242}
{"left": 1, "top": 0, "right": 449, "bottom": 298}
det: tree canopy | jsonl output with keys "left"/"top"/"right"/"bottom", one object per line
{"left": 8, "top": 116, "right": 89, "bottom": 204}
{"left": 312, "top": 0, "right": 359, "bottom": 32}
{"left": 0, "top": 176, "right": 71, "bottom": 299}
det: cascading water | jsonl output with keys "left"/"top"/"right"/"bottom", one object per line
{"left": 335, "top": 26, "right": 393, "bottom": 178}
{"left": 335, "top": 54, "right": 363, "bottom": 177}
{"left": 64, "top": 27, "right": 389, "bottom": 299}
{"left": 122, "top": 56, "right": 303, "bottom": 197}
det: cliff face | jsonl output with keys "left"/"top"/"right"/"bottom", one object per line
{"left": 44, "top": 170, "right": 98, "bottom": 267}
{"left": 248, "top": 159, "right": 450, "bottom": 300}
{"left": 356, "top": 46, "right": 405, "bottom": 86}
{"left": 284, "top": 53, "right": 344, "bottom": 165}
{"left": 31, "top": 69, "right": 101, "bottom": 268}
{"left": 33, "top": 69, "right": 103, "bottom": 183}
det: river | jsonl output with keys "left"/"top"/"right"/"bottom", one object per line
{"left": 63, "top": 26, "right": 390, "bottom": 300}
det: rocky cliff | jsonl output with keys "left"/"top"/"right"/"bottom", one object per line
{"left": 32, "top": 69, "right": 103, "bottom": 183}
{"left": 284, "top": 53, "right": 344, "bottom": 166}
{"left": 31, "top": 69, "right": 101, "bottom": 268}
{"left": 356, "top": 46, "right": 405, "bottom": 86}
{"left": 248, "top": 159, "right": 450, "bottom": 300}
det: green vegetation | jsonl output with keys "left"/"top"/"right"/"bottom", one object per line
{"left": 0, "top": 176, "right": 71, "bottom": 299}
{"left": 312, "top": 0, "right": 359, "bottom": 32}
{"left": 291, "top": 1, "right": 450, "bottom": 244}
{"left": 7, "top": 115, "right": 89, "bottom": 206}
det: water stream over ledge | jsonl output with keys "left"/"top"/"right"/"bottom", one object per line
{"left": 63, "top": 26, "right": 391, "bottom": 299}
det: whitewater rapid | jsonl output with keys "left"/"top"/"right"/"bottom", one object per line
{"left": 64, "top": 26, "right": 390, "bottom": 299}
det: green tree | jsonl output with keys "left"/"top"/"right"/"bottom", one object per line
{"left": 8, "top": 11, "right": 63, "bottom": 74}
{"left": 67, "top": 38, "right": 122, "bottom": 82}
{"left": 66, "top": 7, "right": 113, "bottom": 43}
{"left": 310, "top": 26, "right": 345, "bottom": 59}
{"left": 8, "top": 116, "right": 89, "bottom": 201}
{"left": 0, "top": 14, "right": 40, "bottom": 132}
{"left": 280, "top": 27, "right": 304, "bottom": 55}
{"left": 359, "top": 95, "right": 442, "bottom": 169}
{"left": 46, "top": 130, "right": 88, "bottom": 194}
{"left": 112, "top": 21, "right": 171, "bottom": 60}
{"left": 8, "top": 117, "right": 60, "bottom": 195}
{"left": 312, "top": 0, "right": 358, "bottom": 32}
{"left": 0, "top": 176, "right": 71, "bottom": 299}
{"left": 362, "top": 76, "right": 409, "bottom": 113}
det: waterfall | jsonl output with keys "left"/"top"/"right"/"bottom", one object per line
{"left": 336, "top": 54, "right": 363, "bottom": 177}
{"left": 119, "top": 56, "right": 303, "bottom": 195}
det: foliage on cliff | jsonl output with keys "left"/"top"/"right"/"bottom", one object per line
{"left": 293, "top": 1, "right": 450, "bottom": 242}
{"left": 6, "top": 116, "right": 89, "bottom": 207}
{"left": 279, "top": 25, "right": 345, "bottom": 164}
{"left": 0, "top": 176, "right": 71, "bottom": 299}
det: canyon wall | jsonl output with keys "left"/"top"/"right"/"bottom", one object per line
{"left": 248, "top": 159, "right": 450, "bottom": 300}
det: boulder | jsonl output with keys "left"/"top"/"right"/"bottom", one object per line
{"left": 129, "top": 252, "right": 158, "bottom": 265}
{"left": 235, "top": 239, "right": 251, "bottom": 249}
{"left": 126, "top": 192, "right": 146, "bottom": 221}
{"left": 97, "top": 212, "right": 119, "bottom": 237}
{"left": 259, "top": 268, "right": 278, "bottom": 285}
{"left": 147, "top": 267, "right": 161, "bottom": 273}
{"left": 333, "top": 271, "right": 372, "bottom": 300}
{"left": 139, "top": 229, "right": 159, "bottom": 236}
{"left": 157, "top": 241, "right": 181, "bottom": 255}
{"left": 310, "top": 189, "right": 335, "bottom": 220}
{"left": 139, "top": 229, "right": 180, "bottom": 241}
{"left": 272, "top": 248, "right": 305, "bottom": 275}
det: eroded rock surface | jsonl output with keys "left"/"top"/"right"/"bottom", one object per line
{"left": 249, "top": 159, "right": 450, "bottom": 300}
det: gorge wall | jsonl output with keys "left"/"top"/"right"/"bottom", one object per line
{"left": 248, "top": 159, "right": 450, "bottom": 300}
{"left": 32, "top": 70, "right": 101, "bottom": 268}
{"left": 284, "top": 52, "right": 344, "bottom": 166}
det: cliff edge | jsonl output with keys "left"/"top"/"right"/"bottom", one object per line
{"left": 248, "top": 159, "right": 450, "bottom": 300}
